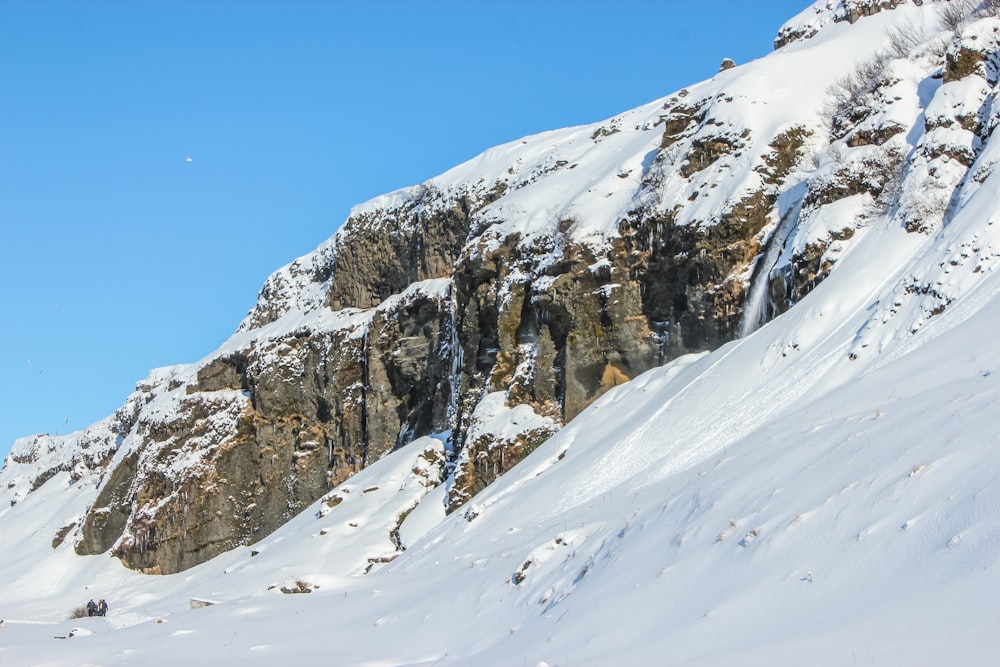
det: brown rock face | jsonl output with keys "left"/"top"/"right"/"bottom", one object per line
{"left": 77, "top": 176, "right": 777, "bottom": 572}
{"left": 73, "top": 85, "right": 813, "bottom": 574}
{"left": 23, "top": 2, "right": 993, "bottom": 578}
{"left": 774, "top": 0, "right": 905, "bottom": 49}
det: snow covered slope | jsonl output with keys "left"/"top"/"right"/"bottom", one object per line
{"left": 2, "top": 0, "right": 1000, "bottom": 664}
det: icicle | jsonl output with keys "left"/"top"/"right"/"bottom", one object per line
{"left": 360, "top": 322, "right": 371, "bottom": 468}
{"left": 445, "top": 281, "right": 464, "bottom": 431}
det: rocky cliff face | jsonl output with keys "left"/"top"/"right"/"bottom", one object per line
{"left": 4, "top": 0, "right": 994, "bottom": 575}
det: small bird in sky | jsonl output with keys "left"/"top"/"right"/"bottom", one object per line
{"left": 186, "top": 156, "right": 193, "bottom": 163}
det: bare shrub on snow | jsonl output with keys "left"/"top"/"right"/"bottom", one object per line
{"left": 822, "top": 52, "right": 892, "bottom": 139}
{"left": 68, "top": 605, "right": 90, "bottom": 620}
{"left": 804, "top": 143, "right": 905, "bottom": 215}
{"left": 982, "top": 0, "right": 1000, "bottom": 18}
{"left": 927, "top": 33, "right": 952, "bottom": 59}
{"left": 807, "top": 144, "right": 825, "bottom": 170}
{"left": 885, "top": 20, "right": 929, "bottom": 59}
{"left": 938, "top": 0, "right": 979, "bottom": 31}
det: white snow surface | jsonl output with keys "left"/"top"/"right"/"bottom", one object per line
{"left": 2, "top": 2, "right": 1000, "bottom": 664}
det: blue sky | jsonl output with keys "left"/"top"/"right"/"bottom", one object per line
{"left": 0, "top": 0, "right": 808, "bottom": 460}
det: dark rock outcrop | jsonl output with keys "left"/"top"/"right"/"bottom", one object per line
{"left": 67, "top": 112, "right": 816, "bottom": 573}
{"left": 774, "top": 0, "right": 906, "bottom": 50}
{"left": 33, "top": 27, "right": 873, "bottom": 575}
{"left": 0, "top": 0, "right": 990, "bottom": 582}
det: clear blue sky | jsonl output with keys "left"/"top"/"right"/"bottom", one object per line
{"left": 0, "top": 0, "right": 808, "bottom": 460}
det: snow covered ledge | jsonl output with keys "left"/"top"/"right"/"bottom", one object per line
{"left": 775, "top": 0, "right": 918, "bottom": 49}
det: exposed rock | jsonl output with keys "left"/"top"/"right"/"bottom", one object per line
{"left": 944, "top": 18, "right": 1000, "bottom": 84}
{"left": 74, "top": 282, "right": 458, "bottom": 573}
{"left": 2, "top": 423, "right": 120, "bottom": 510}
{"left": 52, "top": 522, "right": 77, "bottom": 549}
{"left": 448, "top": 394, "right": 558, "bottom": 513}
{"left": 193, "top": 354, "right": 248, "bottom": 393}
{"left": 76, "top": 451, "right": 138, "bottom": 558}
{"left": 74, "top": 157, "right": 791, "bottom": 571}
{"left": 759, "top": 126, "right": 813, "bottom": 185}
{"left": 6, "top": 0, "right": 1000, "bottom": 595}
{"left": 843, "top": 0, "right": 905, "bottom": 25}
{"left": 453, "top": 232, "right": 660, "bottom": 427}
{"left": 848, "top": 122, "right": 905, "bottom": 147}
{"left": 774, "top": 0, "right": 906, "bottom": 49}
{"left": 790, "top": 228, "right": 857, "bottom": 303}
{"left": 680, "top": 131, "right": 749, "bottom": 178}
{"left": 327, "top": 187, "right": 473, "bottom": 310}
{"left": 280, "top": 580, "right": 317, "bottom": 594}
{"left": 16, "top": 20, "right": 922, "bottom": 577}
{"left": 657, "top": 100, "right": 706, "bottom": 148}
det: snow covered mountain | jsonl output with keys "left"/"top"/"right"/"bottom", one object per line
{"left": 2, "top": 0, "right": 1000, "bottom": 663}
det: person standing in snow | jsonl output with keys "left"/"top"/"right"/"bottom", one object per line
{"left": 86, "top": 599, "right": 97, "bottom": 617}
{"left": 98, "top": 599, "right": 108, "bottom": 617}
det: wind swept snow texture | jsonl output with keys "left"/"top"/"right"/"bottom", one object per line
{"left": 2, "top": 1, "right": 1000, "bottom": 664}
